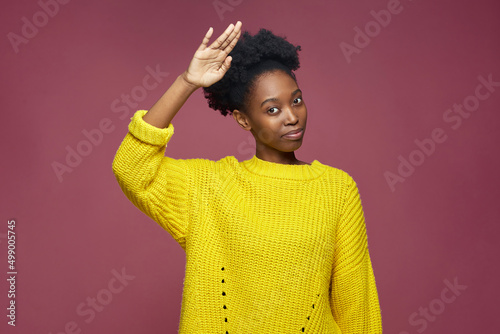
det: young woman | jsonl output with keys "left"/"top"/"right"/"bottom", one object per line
{"left": 112, "top": 21, "right": 382, "bottom": 333}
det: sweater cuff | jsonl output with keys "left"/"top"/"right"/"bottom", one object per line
{"left": 128, "top": 109, "right": 174, "bottom": 146}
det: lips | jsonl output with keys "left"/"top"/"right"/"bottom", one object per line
{"left": 283, "top": 128, "right": 303, "bottom": 136}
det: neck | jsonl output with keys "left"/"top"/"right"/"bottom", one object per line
{"left": 255, "top": 151, "right": 305, "bottom": 165}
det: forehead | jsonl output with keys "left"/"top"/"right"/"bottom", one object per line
{"left": 252, "top": 70, "right": 298, "bottom": 99}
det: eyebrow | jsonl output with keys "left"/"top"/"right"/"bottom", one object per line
{"left": 260, "top": 89, "right": 302, "bottom": 108}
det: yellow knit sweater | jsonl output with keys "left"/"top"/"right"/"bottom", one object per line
{"left": 112, "top": 109, "right": 383, "bottom": 333}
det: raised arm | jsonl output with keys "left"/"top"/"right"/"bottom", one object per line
{"left": 143, "top": 21, "right": 242, "bottom": 128}
{"left": 111, "top": 22, "right": 242, "bottom": 248}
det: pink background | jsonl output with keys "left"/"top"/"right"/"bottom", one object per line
{"left": 1, "top": 0, "right": 499, "bottom": 333}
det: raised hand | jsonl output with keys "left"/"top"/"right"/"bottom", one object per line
{"left": 183, "top": 21, "right": 242, "bottom": 88}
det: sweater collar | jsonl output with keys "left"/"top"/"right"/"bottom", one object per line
{"left": 240, "top": 155, "right": 327, "bottom": 180}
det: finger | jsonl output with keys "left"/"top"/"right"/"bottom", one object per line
{"left": 197, "top": 27, "right": 213, "bottom": 52}
{"left": 222, "top": 21, "right": 243, "bottom": 50}
{"left": 220, "top": 21, "right": 241, "bottom": 49}
{"left": 234, "top": 21, "right": 242, "bottom": 33}
{"left": 219, "top": 23, "right": 240, "bottom": 50}
{"left": 209, "top": 23, "right": 234, "bottom": 49}
{"left": 219, "top": 56, "right": 232, "bottom": 74}
{"left": 224, "top": 29, "right": 241, "bottom": 54}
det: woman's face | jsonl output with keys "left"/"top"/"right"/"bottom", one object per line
{"left": 232, "top": 70, "right": 307, "bottom": 159}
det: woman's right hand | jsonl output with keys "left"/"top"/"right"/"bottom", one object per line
{"left": 183, "top": 21, "right": 242, "bottom": 89}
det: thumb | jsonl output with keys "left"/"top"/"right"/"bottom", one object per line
{"left": 221, "top": 56, "right": 232, "bottom": 72}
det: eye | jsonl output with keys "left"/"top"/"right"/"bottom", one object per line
{"left": 267, "top": 107, "right": 279, "bottom": 114}
{"left": 294, "top": 97, "right": 303, "bottom": 104}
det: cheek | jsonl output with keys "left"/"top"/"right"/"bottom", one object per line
{"left": 259, "top": 120, "right": 284, "bottom": 142}
{"left": 254, "top": 124, "right": 276, "bottom": 143}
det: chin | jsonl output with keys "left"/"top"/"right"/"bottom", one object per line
{"left": 280, "top": 142, "right": 303, "bottom": 152}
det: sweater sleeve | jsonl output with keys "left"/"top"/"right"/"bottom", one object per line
{"left": 112, "top": 109, "right": 191, "bottom": 249}
{"left": 330, "top": 176, "right": 383, "bottom": 333}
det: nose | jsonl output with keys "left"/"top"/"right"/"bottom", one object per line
{"left": 283, "top": 106, "right": 299, "bottom": 125}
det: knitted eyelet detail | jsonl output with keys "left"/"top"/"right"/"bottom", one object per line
{"left": 300, "top": 292, "right": 322, "bottom": 332}
{"left": 221, "top": 266, "right": 228, "bottom": 332}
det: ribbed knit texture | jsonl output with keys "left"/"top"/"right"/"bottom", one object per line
{"left": 112, "top": 109, "right": 383, "bottom": 333}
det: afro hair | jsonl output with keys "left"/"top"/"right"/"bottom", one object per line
{"left": 202, "top": 28, "right": 301, "bottom": 117}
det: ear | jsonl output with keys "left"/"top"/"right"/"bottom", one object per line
{"left": 232, "top": 109, "right": 251, "bottom": 131}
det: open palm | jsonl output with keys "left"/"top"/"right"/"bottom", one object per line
{"left": 184, "top": 21, "right": 242, "bottom": 88}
